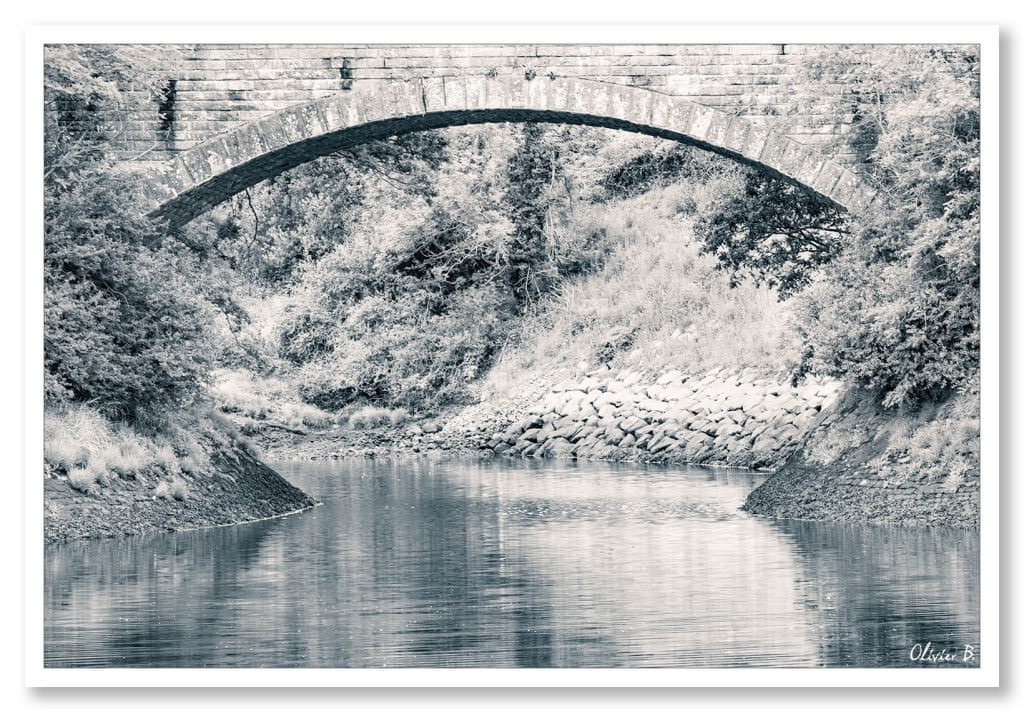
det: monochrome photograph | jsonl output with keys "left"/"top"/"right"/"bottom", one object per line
{"left": 32, "top": 30, "right": 994, "bottom": 681}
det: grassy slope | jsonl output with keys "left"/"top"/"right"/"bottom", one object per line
{"left": 481, "top": 181, "right": 800, "bottom": 405}
{"left": 43, "top": 404, "right": 316, "bottom": 542}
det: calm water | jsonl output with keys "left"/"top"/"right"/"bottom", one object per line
{"left": 44, "top": 457, "right": 980, "bottom": 667}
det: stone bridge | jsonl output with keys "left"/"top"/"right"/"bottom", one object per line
{"left": 113, "top": 44, "right": 880, "bottom": 228}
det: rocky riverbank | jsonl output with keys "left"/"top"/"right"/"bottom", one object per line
{"left": 743, "top": 388, "right": 980, "bottom": 528}
{"left": 460, "top": 366, "right": 841, "bottom": 470}
{"left": 44, "top": 437, "right": 317, "bottom": 544}
{"left": 246, "top": 365, "right": 979, "bottom": 529}
{"left": 257, "top": 366, "right": 841, "bottom": 472}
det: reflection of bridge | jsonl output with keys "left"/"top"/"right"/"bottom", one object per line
{"left": 119, "top": 44, "right": 880, "bottom": 227}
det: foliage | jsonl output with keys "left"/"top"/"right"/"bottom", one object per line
{"left": 210, "top": 132, "right": 450, "bottom": 285}
{"left": 45, "top": 168, "right": 215, "bottom": 421}
{"left": 483, "top": 182, "right": 799, "bottom": 402}
{"left": 348, "top": 406, "right": 409, "bottom": 430}
{"left": 792, "top": 46, "right": 980, "bottom": 406}
{"left": 155, "top": 477, "right": 189, "bottom": 501}
{"left": 44, "top": 44, "right": 178, "bottom": 179}
{"left": 259, "top": 123, "right": 617, "bottom": 412}
{"left": 44, "top": 46, "right": 230, "bottom": 424}
{"left": 693, "top": 171, "right": 849, "bottom": 297}
{"left": 598, "top": 144, "right": 722, "bottom": 199}
{"left": 208, "top": 368, "right": 334, "bottom": 430}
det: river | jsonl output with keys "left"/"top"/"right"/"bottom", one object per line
{"left": 44, "top": 457, "right": 980, "bottom": 667}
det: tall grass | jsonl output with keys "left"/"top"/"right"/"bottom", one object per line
{"left": 484, "top": 182, "right": 798, "bottom": 399}
{"left": 209, "top": 368, "right": 335, "bottom": 430}
{"left": 44, "top": 403, "right": 223, "bottom": 493}
{"left": 348, "top": 406, "right": 409, "bottom": 430}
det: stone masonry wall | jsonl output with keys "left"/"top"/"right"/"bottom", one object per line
{"left": 98, "top": 43, "right": 876, "bottom": 164}
{"left": 478, "top": 367, "right": 841, "bottom": 471}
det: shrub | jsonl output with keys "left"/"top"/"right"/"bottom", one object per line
{"left": 598, "top": 144, "right": 721, "bottom": 199}
{"left": 155, "top": 477, "right": 189, "bottom": 501}
{"left": 790, "top": 46, "right": 980, "bottom": 406}
{"left": 67, "top": 464, "right": 102, "bottom": 494}
{"left": 277, "top": 312, "right": 336, "bottom": 365}
{"left": 348, "top": 406, "right": 409, "bottom": 430}
{"left": 45, "top": 46, "right": 213, "bottom": 424}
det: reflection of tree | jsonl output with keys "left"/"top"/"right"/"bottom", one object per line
{"left": 774, "top": 520, "right": 980, "bottom": 667}
{"left": 44, "top": 515, "right": 286, "bottom": 666}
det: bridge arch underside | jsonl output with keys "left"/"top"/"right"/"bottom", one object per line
{"left": 143, "top": 81, "right": 875, "bottom": 230}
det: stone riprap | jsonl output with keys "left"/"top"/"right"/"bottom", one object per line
{"left": 477, "top": 368, "right": 841, "bottom": 471}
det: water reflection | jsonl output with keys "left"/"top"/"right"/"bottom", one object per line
{"left": 44, "top": 457, "right": 980, "bottom": 668}
{"left": 774, "top": 520, "right": 980, "bottom": 667}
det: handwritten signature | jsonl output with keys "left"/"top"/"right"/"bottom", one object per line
{"left": 909, "top": 642, "right": 977, "bottom": 664}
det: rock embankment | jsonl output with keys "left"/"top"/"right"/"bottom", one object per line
{"left": 467, "top": 367, "right": 841, "bottom": 471}
{"left": 743, "top": 388, "right": 980, "bottom": 527}
{"left": 45, "top": 440, "right": 317, "bottom": 544}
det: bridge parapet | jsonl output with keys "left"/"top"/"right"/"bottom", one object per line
{"left": 107, "top": 43, "right": 862, "bottom": 165}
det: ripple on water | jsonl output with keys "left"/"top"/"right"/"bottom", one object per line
{"left": 44, "top": 457, "right": 980, "bottom": 668}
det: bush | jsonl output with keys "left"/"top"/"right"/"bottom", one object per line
{"left": 598, "top": 144, "right": 721, "bottom": 199}
{"left": 277, "top": 312, "right": 336, "bottom": 365}
{"left": 45, "top": 169, "right": 216, "bottom": 422}
{"left": 791, "top": 46, "right": 980, "bottom": 406}
{"left": 45, "top": 46, "right": 216, "bottom": 424}
{"left": 67, "top": 464, "right": 103, "bottom": 494}
{"left": 155, "top": 477, "right": 189, "bottom": 501}
{"left": 348, "top": 406, "right": 409, "bottom": 430}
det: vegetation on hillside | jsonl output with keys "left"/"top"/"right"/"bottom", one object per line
{"left": 790, "top": 47, "right": 979, "bottom": 407}
{"left": 44, "top": 46, "right": 259, "bottom": 491}
{"left": 43, "top": 43, "right": 982, "bottom": 470}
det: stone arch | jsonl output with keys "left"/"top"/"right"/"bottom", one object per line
{"left": 139, "top": 76, "right": 875, "bottom": 229}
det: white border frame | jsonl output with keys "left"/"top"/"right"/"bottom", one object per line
{"left": 24, "top": 24, "right": 1000, "bottom": 688}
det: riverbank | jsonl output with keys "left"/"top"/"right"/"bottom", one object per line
{"left": 743, "top": 387, "right": 980, "bottom": 528}
{"left": 44, "top": 413, "right": 317, "bottom": 544}
{"left": 252, "top": 365, "right": 838, "bottom": 467}
{"left": 249, "top": 366, "right": 980, "bottom": 530}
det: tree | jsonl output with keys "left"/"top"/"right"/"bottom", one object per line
{"left": 44, "top": 46, "right": 216, "bottom": 423}
{"left": 792, "top": 46, "right": 980, "bottom": 406}
{"left": 693, "top": 170, "right": 848, "bottom": 297}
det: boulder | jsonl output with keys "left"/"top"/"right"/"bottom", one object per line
{"left": 650, "top": 435, "right": 678, "bottom": 454}
{"left": 638, "top": 399, "right": 668, "bottom": 413}
{"left": 620, "top": 416, "right": 647, "bottom": 434}
{"left": 521, "top": 427, "right": 545, "bottom": 443}
{"left": 656, "top": 369, "right": 683, "bottom": 386}
{"left": 541, "top": 437, "right": 576, "bottom": 459}
{"left": 603, "top": 427, "right": 627, "bottom": 446}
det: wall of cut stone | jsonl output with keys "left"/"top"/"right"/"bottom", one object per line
{"left": 100, "top": 43, "right": 868, "bottom": 164}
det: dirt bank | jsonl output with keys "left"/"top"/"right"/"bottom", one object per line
{"left": 44, "top": 440, "right": 317, "bottom": 544}
{"left": 743, "top": 388, "right": 980, "bottom": 528}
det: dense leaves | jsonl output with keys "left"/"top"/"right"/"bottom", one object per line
{"left": 693, "top": 171, "right": 848, "bottom": 297}
{"left": 263, "top": 123, "right": 612, "bottom": 411}
{"left": 598, "top": 144, "right": 720, "bottom": 199}
{"left": 44, "top": 47, "right": 215, "bottom": 423}
{"left": 792, "top": 46, "right": 980, "bottom": 407}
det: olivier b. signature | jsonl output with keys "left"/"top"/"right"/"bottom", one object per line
{"left": 909, "top": 642, "right": 977, "bottom": 665}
